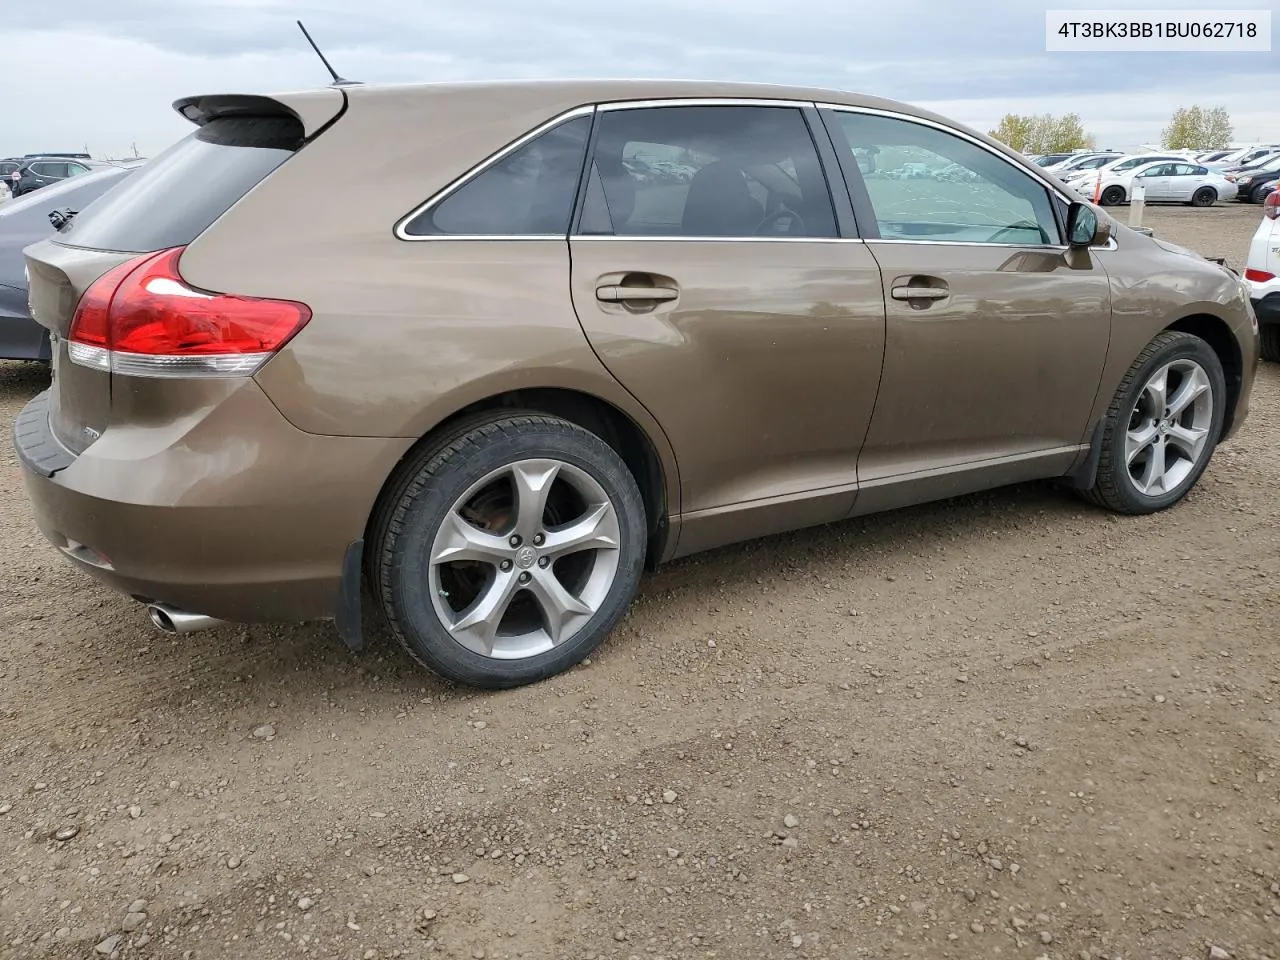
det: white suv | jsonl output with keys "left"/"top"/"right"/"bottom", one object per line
{"left": 1245, "top": 190, "right": 1280, "bottom": 360}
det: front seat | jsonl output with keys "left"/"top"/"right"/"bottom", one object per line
{"left": 679, "top": 161, "right": 763, "bottom": 237}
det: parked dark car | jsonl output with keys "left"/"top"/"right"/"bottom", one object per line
{"left": 0, "top": 161, "right": 142, "bottom": 359}
{"left": 0, "top": 158, "right": 23, "bottom": 187}
{"left": 9, "top": 157, "right": 101, "bottom": 197}
{"left": 1231, "top": 155, "right": 1280, "bottom": 203}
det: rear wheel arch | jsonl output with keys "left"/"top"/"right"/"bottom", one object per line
{"left": 363, "top": 387, "right": 674, "bottom": 576}
{"left": 1163, "top": 313, "right": 1243, "bottom": 434}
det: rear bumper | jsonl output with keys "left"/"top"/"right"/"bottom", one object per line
{"left": 13, "top": 382, "right": 413, "bottom": 623}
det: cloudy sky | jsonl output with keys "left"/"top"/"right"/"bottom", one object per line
{"left": 5, "top": 0, "right": 1278, "bottom": 158}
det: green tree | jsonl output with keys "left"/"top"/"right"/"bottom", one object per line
{"left": 990, "top": 113, "right": 1090, "bottom": 153}
{"left": 1162, "top": 105, "right": 1233, "bottom": 150}
{"left": 988, "top": 114, "right": 1034, "bottom": 151}
{"left": 1201, "top": 106, "right": 1233, "bottom": 149}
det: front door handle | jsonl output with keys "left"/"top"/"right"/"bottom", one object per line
{"left": 595, "top": 285, "right": 679, "bottom": 303}
{"left": 890, "top": 285, "right": 948, "bottom": 301}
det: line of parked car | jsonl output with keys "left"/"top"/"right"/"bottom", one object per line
{"left": 0, "top": 159, "right": 145, "bottom": 359}
{"left": 1027, "top": 145, "right": 1280, "bottom": 207}
{"left": 0, "top": 153, "right": 109, "bottom": 198}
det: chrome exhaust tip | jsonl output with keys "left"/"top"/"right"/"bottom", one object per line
{"left": 146, "top": 603, "right": 224, "bottom": 635}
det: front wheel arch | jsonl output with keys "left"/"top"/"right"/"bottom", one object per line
{"left": 1164, "top": 314, "right": 1243, "bottom": 436}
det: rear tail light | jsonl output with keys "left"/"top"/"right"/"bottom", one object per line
{"left": 1245, "top": 268, "right": 1276, "bottom": 282}
{"left": 1264, "top": 191, "right": 1280, "bottom": 220}
{"left": 67, "top": 246, "right": 310, "bottom": 378}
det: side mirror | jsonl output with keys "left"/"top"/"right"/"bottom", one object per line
{"left": 1067, "top": 202, "right": 1104, "bottom": 247}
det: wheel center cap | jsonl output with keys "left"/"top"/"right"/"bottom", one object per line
{"left": 514, "top": 546, "right": 538, "bottom": 570}
{"left": 1159, "top": 420, "right": 1170, "bottom": 435}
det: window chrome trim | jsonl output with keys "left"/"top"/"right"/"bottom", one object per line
{"left": 870, "top": 239, "right": 1070, "bottom": 251}
{"left": 394, "top": 104, "right": 596, "bottom": 242}
{"left": 814, "top": 102, "right": 1082, "bottom": 213}
{"left": 572, "top": 235, "right": 864, "bottom": 243}
{"left": 597, "top": 97, "right": 813, "bottom": 111}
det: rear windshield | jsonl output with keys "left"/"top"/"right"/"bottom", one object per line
{"left": 58, "top": 114, "right": 303, "bottom": 253}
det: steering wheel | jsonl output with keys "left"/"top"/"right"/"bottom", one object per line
{"left": 987, "top": 222, "right": 1050, "bottom": 245}
{"left": 755, "top": 206, "right": 807, "bottom": 237}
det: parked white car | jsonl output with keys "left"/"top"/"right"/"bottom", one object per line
{"left": 1044, "top": 152, "right": 1123, "bottom": 176}
{"left": 1245, "top": 190, "right": 1280, "bottom": 361}
{"left": 1071, "top": 160, "right": 1233, "bottom": 206}
{"left": 1059, "top": 152, "right": 1188, "bottom": 185}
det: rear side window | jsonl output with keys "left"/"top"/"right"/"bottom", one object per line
{"left": 402, "top": 114, "right": 591, "bottom": 237}
{"left": 59, "top": 114, "right": 303, "bottom": 253}
{"left": 578, "top": 105, "right": 837, "bottom": 238}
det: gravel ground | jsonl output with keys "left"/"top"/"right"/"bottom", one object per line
{"left": 1, "top": 202, "right": 1277, "bottom": 960}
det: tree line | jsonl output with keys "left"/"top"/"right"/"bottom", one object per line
{"left": 987, "top": 105, "right": 1234, "bottom": 154}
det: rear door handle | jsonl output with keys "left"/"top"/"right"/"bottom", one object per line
{"left": 891, "top": 285, "right": 948, "bottom": 301}
{"left": 595, "top": 285, "right": 679, "bottom": 303}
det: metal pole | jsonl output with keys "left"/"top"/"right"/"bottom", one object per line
{"left": 1129, "top": 180, "right": 1146, "bottom": 229}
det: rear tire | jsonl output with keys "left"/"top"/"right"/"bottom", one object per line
{"left": 371, "top": 414, "right": 647, "bottom": 689}
{"left": 1190, "top": 187, "right": 1216, "bottom": 207}
{"left": 1079, "top": 331, "right": 1225, "bottom": 515}
{"left": 1100, "top": 186, "right": 1125, "bottom": 206}
{"left": 1261, "top": 325, "right": 1280, "bottom": 363}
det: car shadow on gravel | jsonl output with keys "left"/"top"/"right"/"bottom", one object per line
{"left": 0, "top": 359, "right": 50, "bottom": 401}
{"left": 116, "top": 476, "right": 1098, "bottom": 706}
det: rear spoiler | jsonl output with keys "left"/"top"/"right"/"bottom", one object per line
{"left": 172, "top": 89, "right": 346, "bottom": 140}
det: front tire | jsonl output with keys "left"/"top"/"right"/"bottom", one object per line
{"left": 1251, "top": 183, "right": 1272, "bottom": 204}
{"left": 1100, "top": 186, "right": 1125, "bottom": 206}
{"left": 1080, "top": 331, "right": 1225, "bottom": 515}
{"left": 372, "top": 414, "right": 647, "bottom": 689}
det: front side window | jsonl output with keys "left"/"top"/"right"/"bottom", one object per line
{"left": 578, "top": 105, "right": 837, "bottom": 239}
{"left": 824, "top": 110, "right": 1060, "bottom": 246}
{"left": 402, "top": 113, "right": 591, "bottom": 237}
{"left": 31, "top": 162, "right": 68, "bottom": 178}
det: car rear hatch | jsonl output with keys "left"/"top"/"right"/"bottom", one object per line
{"left": 22, "top": 89, "right": 343, "bottom": 456}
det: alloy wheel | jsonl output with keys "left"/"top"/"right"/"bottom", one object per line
{"left": 428, "top": 458, "right": 621, "bottom": 659}
{"left": 1124, "top": 358, "right": 1214, "bottom": 497}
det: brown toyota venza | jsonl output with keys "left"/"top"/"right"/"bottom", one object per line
{"left": 13, "top": 80, "right": 1260, "bottom": 688}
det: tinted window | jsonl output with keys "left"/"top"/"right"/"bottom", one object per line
{"left": 60, "top": 114, "right": 303, "bottom": 254}
{"left": 403, "top": 114, "right": 591, "bottom": 237}
{"left": 825, "top": 111, "right": 1060, "bottom": 246}
{"left": 31, "top": 162, "right": 68, "bottom": 177}
{"left": 579, "top": 105, "right": 836, "bottom": 238}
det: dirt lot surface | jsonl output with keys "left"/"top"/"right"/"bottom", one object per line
{"left": 2, "top": 203, "right": 1278, "bottom": 960}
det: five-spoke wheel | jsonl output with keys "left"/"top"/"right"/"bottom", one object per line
{"left": 1080, "top": 331, "right": 1226, "bottom": 514}
{"left": 372, "top": 414, "right": 646, "bottom": 688}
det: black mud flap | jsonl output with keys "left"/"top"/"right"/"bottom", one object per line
{"left": 335, "top": 539, "right": 364, "bottom": 651}
{"left": 1067, "top": 418, "right": 1106, "bottom": 490}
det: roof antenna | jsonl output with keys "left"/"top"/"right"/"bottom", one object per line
{"left": 296, "top": 19, "right": 360, "bottom": 86}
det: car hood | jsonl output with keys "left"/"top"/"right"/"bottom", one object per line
{"left": 1151, "top": 236, "right": 1211, "bottom": 260}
